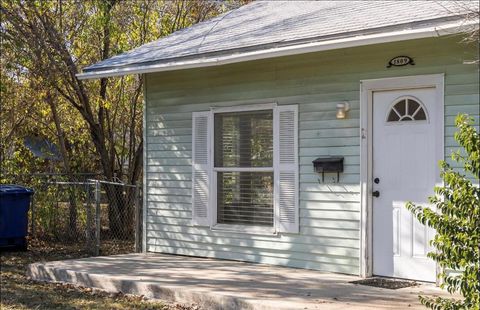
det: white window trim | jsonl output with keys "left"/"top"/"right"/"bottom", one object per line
{"left": 213, "top": 167, "right": 274, "bottom": 172}
{"left": 209, "top": 103, "right": 278, "bottom": 233}
{"left": 211, "top": 224, "right": 276, "bottom": 235}
{"left": 210, "top": 103, "right": 276, "bottom": 113}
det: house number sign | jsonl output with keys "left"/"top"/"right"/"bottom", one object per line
{"left": 387, "top": 56, "right": 415, "bottom": 68}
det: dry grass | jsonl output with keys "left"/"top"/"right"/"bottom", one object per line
{"left": 0, "top": 238, "right": 198, "bottom": 310}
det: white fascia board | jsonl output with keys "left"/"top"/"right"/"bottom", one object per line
{"left": 77, "top": 21, "right": 478, "bottom": 80}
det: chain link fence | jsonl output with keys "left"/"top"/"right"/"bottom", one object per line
{"left": 4, "top": 174, "right": 142, "bottom": 256}
{"left": 91, "top": 180, "right": 142, "bottom": 255}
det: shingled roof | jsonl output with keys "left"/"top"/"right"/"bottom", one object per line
{"left": 78, "top": 1, "right": 478, "bottom": 79}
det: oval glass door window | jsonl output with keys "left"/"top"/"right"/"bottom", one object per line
{"left": 387, "top": 97, "right": 427, "bottom": 122}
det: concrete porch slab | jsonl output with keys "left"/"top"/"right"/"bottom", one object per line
{"left": 28, "top": 253, "right": 453, "bottom": 310}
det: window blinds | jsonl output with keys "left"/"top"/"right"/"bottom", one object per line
{"left": 214, "top": 110, "right": 274, "bottom": 227}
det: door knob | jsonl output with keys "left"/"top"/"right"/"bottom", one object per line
{"left": 374, "top": 178, "right": 380, "bottom": 184}
{"left": 372, "top": 190, "right": 380, "bottom": 198}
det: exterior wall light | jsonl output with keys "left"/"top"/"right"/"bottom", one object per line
{"left": 336, "top": 101, "right": 350, "bottom": 119}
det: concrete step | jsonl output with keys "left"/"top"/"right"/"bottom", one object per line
{"left": 27, "top": 253, "right": 452, "bottom": 310}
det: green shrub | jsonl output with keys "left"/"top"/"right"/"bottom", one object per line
{"left": 406, "top": 114, "right": 479, "bottom": 309}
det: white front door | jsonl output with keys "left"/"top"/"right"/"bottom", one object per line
{"left": 372, "top": 87, "right": 437, "bottom": 282}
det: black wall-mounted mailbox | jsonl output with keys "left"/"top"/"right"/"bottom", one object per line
{"left": 312, "top": 156, "right": 344, "bottom": 182}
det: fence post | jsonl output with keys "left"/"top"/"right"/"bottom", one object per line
{"left": 94, "top": 180, "right": 101, "bottom": 256}
{"left": 85, "top": 183, "right": 93, "bottom": 252}
{"left": 134, "top": 185, "right": 141, "bottom": 253}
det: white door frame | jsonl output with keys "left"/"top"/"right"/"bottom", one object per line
{"left": 359, "top": 74, "right": 444, "bottom": 278}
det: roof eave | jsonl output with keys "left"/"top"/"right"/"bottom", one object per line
{"left": 76, "top": 21, "right": 478, "bottom": 80}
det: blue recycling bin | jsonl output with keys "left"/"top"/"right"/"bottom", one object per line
{"left": 0, "top": 185, "right": 34, "bottom": 250}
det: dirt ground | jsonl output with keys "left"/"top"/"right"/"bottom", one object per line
{"left": 0, "top": 238, "right": 198, "bottom": 310}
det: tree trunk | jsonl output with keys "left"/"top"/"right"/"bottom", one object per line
{"left": 46, "top": 93, "right": 78, "bottom": 239}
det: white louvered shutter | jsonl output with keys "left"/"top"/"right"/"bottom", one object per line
{"left": 192, "top": 111, "right": 211, "bottom": 226}
{"left": 274, "top": 105, "right": 299, "bottom": 233}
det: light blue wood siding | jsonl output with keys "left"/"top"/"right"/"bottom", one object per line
{"left": 144, "top": 36, "right": 479, "bottom": 275}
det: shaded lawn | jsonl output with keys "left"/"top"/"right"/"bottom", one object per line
{"left": 0, "top": 239, "right": 196, "bottom": 310}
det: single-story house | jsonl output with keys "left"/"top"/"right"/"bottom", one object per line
{"left": 78, "top": 1, "right": 479, "bottom": 282}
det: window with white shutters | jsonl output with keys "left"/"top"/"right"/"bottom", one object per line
{"left": 191, "top": 104, "right": 298, "bottom": 233}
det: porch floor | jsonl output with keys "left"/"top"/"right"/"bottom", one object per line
{"left": 27, "top": 253, "right": 453, "bottom": 310}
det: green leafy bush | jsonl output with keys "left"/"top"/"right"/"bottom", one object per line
{"left": 406, "top": 114, "right": 479, "bottom": 309}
